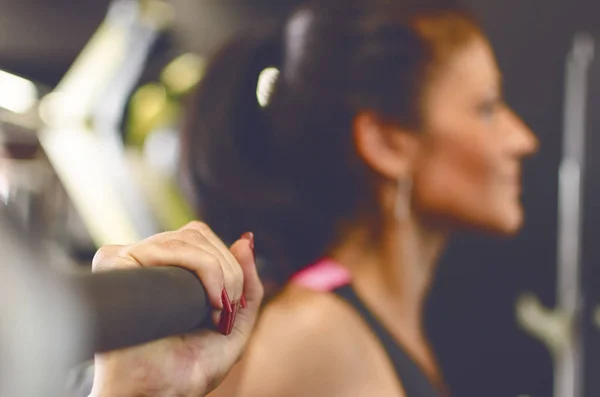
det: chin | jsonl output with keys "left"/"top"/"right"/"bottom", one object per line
{"left": 426, "top": 201, "right": 526, "bottom": 236}
{"left": 489, "top": 205, "right": 525, "bottom": 236}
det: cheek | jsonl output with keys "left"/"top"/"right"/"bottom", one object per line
{"left": 412, "top": 135, "right": 522, "bottom": 234}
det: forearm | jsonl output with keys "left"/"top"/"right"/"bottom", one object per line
{"left": 206, "top": 360, "right": 246, "bottom": 397}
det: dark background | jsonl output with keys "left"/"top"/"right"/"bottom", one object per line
{"left": 2, "top": 0, "right": 600, "bottom": 395}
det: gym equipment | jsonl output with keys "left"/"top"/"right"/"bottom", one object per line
{"left": 0, "top": 203, "right": 214, "bottom": 397}
{"left": 0, "top": 205, "right": 89, "bottom": 397}
{"left": 38, "top": 0, "right": 183, "bottom": 248}
{"left": 516, "top": 33, "right": 595, "bottom": 397}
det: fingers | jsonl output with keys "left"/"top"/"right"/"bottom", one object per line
{"left": 122, "top": 240, "right": 227, "bottom": 312}
{"left": 180, "top": 222, "right": 244, "bottom": 304}
{"left": 92, "top": 245, "right": 138, "bottom": 272}
{"left": 91, "top": 222, "right": 257, "bottom": 336}
{"left": 143, "top": 224, "right": 243, "bottom": 305}
{"left": 91, "top": 222, "right": 251, "bottom": 336}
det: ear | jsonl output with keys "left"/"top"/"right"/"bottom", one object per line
{"left": 353, "top": 111, "right": 418, "bottom": 180}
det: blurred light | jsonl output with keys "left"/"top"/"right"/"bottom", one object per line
{"left": 132, "top": 84, "right": 168, "bottom": 123}
{"left": 139, "top": 0, "right": 175, "bottom": 31}
{"left": 516, "top": 292, "right": 567, "bottom": 356}
{"left": 127, "top": 83, "right": 169, "bottom": 146}
{"left": 39, "top": 92, "right": 69, "bottom": 127}
{"left": 46, "top": 21, "right": 128, "bottom": 126}
{"left": 143, "top": 127, "right": 180, "bottom": 175}
{"left": 0, "top": 70, "right": 38, "bottom": 114}
{"left": 39, "top": 129, "right": 141, "bottom": 245}
{"left": 161, "top": 53, "right": 204, "bottom": 95}
{"left": 257, "top": 67, "right": 279, "bottom": 108}
{"left": 39, "top": 91, "right": 96, "bottom": 128}
{"left": 0, "top": 174, "right": 9, "bottom": 204}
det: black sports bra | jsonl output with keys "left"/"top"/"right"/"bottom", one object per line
{"left": 334, "top": 284, "right": 443, "bottom": 396}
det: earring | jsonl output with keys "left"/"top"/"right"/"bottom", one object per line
{"left": 394, "top": 178, "right": 413, "bottom": 221}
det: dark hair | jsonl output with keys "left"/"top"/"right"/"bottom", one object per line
{"left": 184, "top": 0, "right": 481, "bottom": 283}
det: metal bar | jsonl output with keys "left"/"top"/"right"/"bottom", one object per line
{"left": 555, "top": 32, "right": 595, "bottom": 397}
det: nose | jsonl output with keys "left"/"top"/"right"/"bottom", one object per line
{"left": 506, "top": 109, "right": 539, "bottom": 158}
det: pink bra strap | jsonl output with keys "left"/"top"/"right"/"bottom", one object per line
{"left": 289, "top": 258, "right": 351, "bottom": 292}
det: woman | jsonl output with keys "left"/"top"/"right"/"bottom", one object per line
{"left": 93, "top": 0, "right": 539, "bottom": 396}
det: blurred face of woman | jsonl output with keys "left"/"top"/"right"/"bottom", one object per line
{"left": 411, "top": 37, "right": 539, "bottom": 235}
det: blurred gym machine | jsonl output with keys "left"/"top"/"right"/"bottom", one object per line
{"left": 38, "top": 0, "right": 196, "bottom": 252}
{"left": 0, "top": 68, "right": 86, "bottom": 262}
{"left": 1, "top": 3, "right": 206, "bottom": 391}
{"left": 0, "top": 204, "right": 90, "bottom": 397}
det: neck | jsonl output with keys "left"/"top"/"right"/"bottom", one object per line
{"left": 329, "top": 215, "right": 448, "bottom": 329}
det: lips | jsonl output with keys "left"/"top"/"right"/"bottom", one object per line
{"left": 500, "top": 169, "right": 521, "bottom": 185}
{"left": 497, "top": 172, "right": 521, "bottom": 195}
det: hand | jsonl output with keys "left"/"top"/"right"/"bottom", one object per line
{"left": 88, "top": 222, "right": 264, "bottom": 397}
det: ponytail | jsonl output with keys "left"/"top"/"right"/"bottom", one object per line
{"left": 184, "top": 24, "right": 306, "bottom": 283}
{"left": 189, "top": 23, "right": 284, "bottom": 184}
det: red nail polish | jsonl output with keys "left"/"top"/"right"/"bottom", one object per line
{"left": 241, "top": 232, "right": 254, "bottom": 252}
{"left": 241, "top": 294, "right": 247, "bottom": 309}
{"left": 218, "top": 310, "right": 232, "bottom": 335}
{"left": 222, "top": 288, "right": 233, "bottom": 313}
{"left": 228, "top": 302, "right": 239, "bottom": 334}
{"left": 219, "top": 302, "right": 238, "bottom": 335}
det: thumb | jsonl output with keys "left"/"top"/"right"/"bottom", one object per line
{"left": 228, "top": 234, "right": 264, "bottom": 341}
{"left": 230, "top": 234, "right": 263, "bottom": 308}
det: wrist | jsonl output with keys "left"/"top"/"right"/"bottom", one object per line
{"left": 88, "top": 385, "right": 157, "bottom": 397}
{"left": 89, "top": 385, "right": 180, "bottom": 397}
{"left": 89, "top": 367, "right": 168, "bottom": 397}
{"left": 89, "top": 390, "right": 156, "bottom": 397}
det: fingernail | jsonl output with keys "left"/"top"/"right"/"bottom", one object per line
{"left": 221, "top": 288, "right": 233, "bottom": 313}
{"left": 218, "top": 310, "right": 232, "bottom": 335}
{"left": 219, "top": 302, "right": 238, "bottom": 336}
{"left": 241, "top": 294, "right": 247, "bottom": 309}
{"left": 228, "top": 302, "right": 239, "bottom": 334}
{"left": 241, "top": 232, "right": 255, "bottom": 252}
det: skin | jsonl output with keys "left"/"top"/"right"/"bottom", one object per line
{"left": 92, "top": 35, "right": 538, "bottom": 397}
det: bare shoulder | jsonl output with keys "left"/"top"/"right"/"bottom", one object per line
{"left": 258, "top": 284, "right": 354, "bottom": 338}
{"left": 235, "top": 285, "right": 370, "bottom": 397}
{"left": 251, "top": 284, "right": 364, "bottom": 361}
